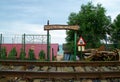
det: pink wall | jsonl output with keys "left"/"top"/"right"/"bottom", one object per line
{"left": 2, "top": 44, "right": 59, "bottom": 60}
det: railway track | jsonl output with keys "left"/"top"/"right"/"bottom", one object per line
{"left": 0, "top": 60, "right": 120, "bottom": 80}
{"left": 0, "top": 70, "right": 120, "bottom": 79}
{"left": 0, "top": 60, "right": 120, "bottom": 66}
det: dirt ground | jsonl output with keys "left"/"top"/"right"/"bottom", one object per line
{"left": 56, "top": 55, "right": 63, "bottom": 61}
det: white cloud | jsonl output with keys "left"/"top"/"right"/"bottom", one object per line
{"left": 0, "top": 21, "right": 45, "bottom": 34}
{"left": 92, "top": 0, "right": 120, "bottom": 21}
{"left": 0, "top": 21, "right": 66, "bottom": 44}
{"left": 0, "top": 0, "right": 120, "bottom": 44}
{"left": 50, "top": 30, "right": 67, "bottom": 44}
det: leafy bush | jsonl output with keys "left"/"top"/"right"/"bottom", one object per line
{"left": 29, "top": 49, "right": 35, "bottom": 60}
{"left": 8, "top": 47, "right": 17, "bottom": 59}
{"left": 39, "top": 50, "right": 45, "bottom": 60}
{"left": 0, "top": 47, "right": 7, "bottom": 59}
{"left": 20, "top": 48, "right": 26, "bottom": 60}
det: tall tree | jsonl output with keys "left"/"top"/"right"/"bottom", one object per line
{"left": 66, "top": 2, "right": 111, "bottom": 48}
{"left": 111, "top": 14, "right": 120, "bottom": 48}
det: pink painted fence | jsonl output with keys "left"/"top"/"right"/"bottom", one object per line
{"left": 2, "top": 44, "right": 59, "bottom": 60}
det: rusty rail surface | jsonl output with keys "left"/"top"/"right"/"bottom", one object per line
{"left": 0, "top": 70, "right": 120, "bottom": 79}
{"left": 0, "top": 60, "right": 120, "bottom": 66}
{"left": 0, "top": 60, "right": 120, "bottom": 79}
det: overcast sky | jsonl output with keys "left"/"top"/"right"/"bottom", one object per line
{"left": 0, "top": 0, "right": 120, "bottom": 44}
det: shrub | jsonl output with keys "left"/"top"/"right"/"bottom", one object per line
{"left": 1, "top": 47, "right": 7, "bottom": 59}
{"left": 8, "top": 47, "right": 17, "bottom": 59}
{"left": 39, "top": 50, "right": 45, "bottom": 60}
{"left": 20, "top": 48, "right": 26, "bottom": 60}
{"left": 29, "top": 49, "right": 35, "bottom": 60}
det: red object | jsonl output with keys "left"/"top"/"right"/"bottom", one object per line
{"left": 77, "top": 36, "right": 86, "bottom": 46}
{"left": 2, "top": 44, "right": 58, "bottom": 60}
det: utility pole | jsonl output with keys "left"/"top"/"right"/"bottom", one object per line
{"left": 47, "top": 20, "right": 50, "bottom": 61}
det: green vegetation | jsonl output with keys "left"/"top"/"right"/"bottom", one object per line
{"left": 39, "top": 50, "right": 45, "bottom": 61}
{"left": 111, "top": 14, "right": 120, "bottom": 49}
{"left": 66, "top": 2, "right": 120, "bottom": 50}
{"left": 8, "top": 47, "right": 17, "bottom": 59}
{"left": 20, "top": 48, "right": 26, "bottom": 60}
{"left": 29, "top": 49, "right": 35, "bottom": 60}
{"left": 65, "top": 2, "right": 120, "bottom": 61}
{"left": 1, "top": 2, "right": 120, "bottom": 61}
{"left": 66, "top": 2, "right": 111, "bottom": 49}
{"left": 1, "top": 47, "right": 6, "bottom": 59}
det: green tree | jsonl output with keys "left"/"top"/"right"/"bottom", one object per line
{"left": 66, "top": 2, "right": 111, "bottom": 48}
{"left": 29, "top": 49, "right": 35, "bottom": 60}
{"left": 8, "top": 47, "right": 17, "bottom": 59}
{"left": 111, "top": 14, "right": 120, "bottom": 48}
{"left": 1, "top": 47, "right": 7, "bottom": 59}
{"left": 20, "top": 48, "right": 26, "bottom": 60}
{"left": 39, "top": 50, "right": 45, "bottom": 60}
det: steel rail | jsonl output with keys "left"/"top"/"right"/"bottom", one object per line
{"left": 0, "top": 70, "right": 120, "bottom": 79}
{"left": 0, "top": 60, "right": 120, "bottom": 66}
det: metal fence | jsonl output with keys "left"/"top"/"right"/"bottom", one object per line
{"left": 0, "top": 34, "right": 49, "bottom": 60}
{"left": 0, "top": 34, "right": 48, "bottom": 44}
